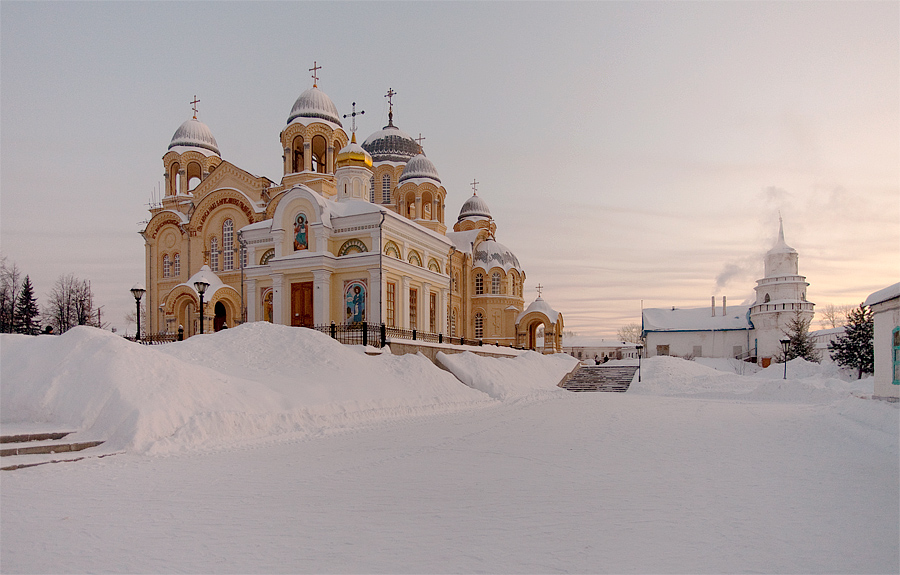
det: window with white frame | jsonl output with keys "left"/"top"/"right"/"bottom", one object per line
{"left": 382, "top": 173, "right": 391, "bottom": 203}
{"left": 475, "top": 273, "right": 484, "bottom": 295}
{"left": 491, "top": 272, "right": 500, "bottom": 295}
{"left": 163, "top": 254, "right": 171, "bottom": 278}
{"left": 475, "top": 312, "right": 484, "bottom": 339}
{"left": 223, "top": 219, "right": 234, "bottom": 271}
{"left": 173, "top": 253, "right": 180, "bottom": 277}
{"left": 210, "top": 236, "right": 220, "bottom": 271}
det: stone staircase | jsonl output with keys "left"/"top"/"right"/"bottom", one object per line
{"left": 560, "top": 365, "right": 638, "bottom": 392}
{"left": 0, "top": 431, "right": 106, "bottom": 470}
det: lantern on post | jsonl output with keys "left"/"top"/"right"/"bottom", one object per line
{"left": 780, "top": 338, "right": 791, "bottom": 380}
{"left": 194, "top": 279, "right": 210, "bottom": 335}
{"left": 130, "top": 284, "right": 145, "bottom": 341}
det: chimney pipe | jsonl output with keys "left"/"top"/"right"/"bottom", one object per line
{"left": 723, "top": 296, "right": 727, "bottom": 316}
{"left": 711, "top": 296, "right": 716, "bottom": 317}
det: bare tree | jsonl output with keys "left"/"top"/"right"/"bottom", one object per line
{"left": 617, "top": 322, "right": 642, "bottom": 343}
{"left": 44, "top": 274, "right": 98, "bottom": 334}
{"left": 0, "top": 257, "right": 22, "bottom": 333}
{"left": 818, "top": 303, "right": 854, "bottom": 330}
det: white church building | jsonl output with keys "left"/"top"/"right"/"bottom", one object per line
{"left": 642, "top": 220, "right": 814, "bottom": 366}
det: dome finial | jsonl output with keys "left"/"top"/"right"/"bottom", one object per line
{"left": 309, "top": 61, "right": 321, "bottom": 88}
{"left": 471, "top": 178, "right": 479, "bottom": 196}
{"left": 384, "top": 88, "right": 396, "bottom": 127}
{"left": 415, "top": 133, "right": 426, "bottom": 152}
{"left": 190, "top": 95, "right": 200, "bottom": 120}
{"left": 343, "top": 101, "right": 365, "bottom": 140}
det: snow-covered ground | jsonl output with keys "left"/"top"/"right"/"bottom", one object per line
{"left": 1, "top": 324, "right": 897, "bottom": 573}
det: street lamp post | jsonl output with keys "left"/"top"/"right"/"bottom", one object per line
{"left": 780, "top": 338, "right": 791, "bottom": 380}
{"left": 636, "top": 344, "right": 644, "bottom": 383}
{"left": 195, "top": 279, "right": 210, "bottom": 335}
{"left": 130, "top": 284, "right": 145, "bottom": 341}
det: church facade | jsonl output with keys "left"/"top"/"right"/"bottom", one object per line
{"left": 140, "top": 75, "right": 563, "bottom": 352}
{"left": 642, "top": 220, "right": 814, "bottom": 365}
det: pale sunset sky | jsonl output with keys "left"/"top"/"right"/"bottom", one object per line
{"left": 1, "top": 1, "right": 897, "bottom": 337}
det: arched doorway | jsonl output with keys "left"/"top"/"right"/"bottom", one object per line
{"left": 214, "top": 301, "right": 227, "bottom": 331}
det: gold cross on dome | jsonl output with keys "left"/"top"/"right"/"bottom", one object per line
{"left": 190, "top": 95, "right": 200, "bottom": 119}
{"left": 310, "top": 61, "right": 321, "bottom": 87}
{"left": 471, "top": 179, "right": 479, "bottom": 195}
{"left": 385, "top": 87, "right": 396, "bottom": 108}
{"left": 536, "top": 283, "right": 543, "bottom": 298}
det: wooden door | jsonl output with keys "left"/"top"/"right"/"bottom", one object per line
{"left": 291, "top": 282, "right": 314, "bottom": 327}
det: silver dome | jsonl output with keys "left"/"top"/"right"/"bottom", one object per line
{"left": 287, "top": 86, "right": 342, "bottom": 126}
{"left": 399, "top": 154, "right": 441, "bottom": 184}
{"left": 168, "top": 118, "right": 220, "bottom": 155}
{"left": 458, "top": 193, "right": 491, "bottom": 221}
{"left": 362, "top": 125, "right": 422, "bottom": 163}
{"left": 473, "top": 239, "right": 521, "bottom": 272}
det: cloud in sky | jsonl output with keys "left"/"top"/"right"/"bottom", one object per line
{"left": 1, "top": 2, "right": 897, "bottom": 337}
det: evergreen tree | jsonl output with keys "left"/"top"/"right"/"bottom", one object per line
{"left": 13, "top": 276, "right": 40, "bottom": 335}
{"left": 778, "top": 310, "right": 820, "bottom": 363}
{"left": 828, "top": 303, "right": 874, "bottom": 379}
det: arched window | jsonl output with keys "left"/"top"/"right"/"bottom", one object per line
{"left": 173, "top": 253, "right": 181, "bottom": 277}
{"left": 169, "top": 162, "right": 181, "bottom": 196}
{"left": 475, "top": 312, "right": 484, "bottom": 339}
{"left": 163, "top": 254, "right": 171, "bottom": 278}
{"left": 491, "top": 272, "right": 501, "bottom": 295}
{"left": 382, "top": 173, "right": 391, "bottom": 203}
{"left": 370, "top": 176, "right": 375, "bottom": 202}
{"left": 475, "top": 273, "right": 484, "bottom": 295}
{"left": 311, "top": 135, "right": 327, "bottom": 174}
{"left": 451, "top": 309, "right": 457, "bottom": 337}
{"left": 764, "top": 293, "right": 771, "bottom": 303}
{"left": 210, "top": 236, "right": 220, "bottom": 271}
{"left": 187, "top": 162, "right": 202, "bottom": 191}
{"left": 292, "top": 136, "right": 304, "bottom": 173}
{"left": 223, "top": 219, "right": 234, "bottom": 271}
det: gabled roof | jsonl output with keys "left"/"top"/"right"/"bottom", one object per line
{"left": 642, "top": 305, "right": 752, "bottom": 332}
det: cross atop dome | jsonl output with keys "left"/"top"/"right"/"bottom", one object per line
{"left": 536, "top": 283, "right": 544, "bottom": 298}
{"left": 385, "top": 88, "right": 396, "bottom": 126}
{"left": 190, "top": 95, "right": 200, "bottom": 119}
{"left": 309, "top": 61, "right": 321, "bottom": 88}
{"left": 343, "top": 102, "right": 364, "bottom": 138}
{"left": 471, "top": 179, "right": 479, "bottom": 195}
{"left": 415, "top": 133, "right": 426, "bottom": 147}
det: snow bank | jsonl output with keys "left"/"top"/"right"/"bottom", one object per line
{"left": 436, "top": 350, "right": 578, "bottom": 399}
{"left": 1, "top": 324, "right": 497, "bottom": 454}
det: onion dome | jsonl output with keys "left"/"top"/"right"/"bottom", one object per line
{"left": 287, "top": 86, "right": 343, "bottom": 126}
{"left": 168, "top": 118, "right": 220, "bottom": 155}
{"left": 458, "top": 192, "right": 492, "bottom": 222}
{"left": 336, "top": 133, "right": 373, "bottom": 168}
{"left": 362, "top": 125, "right": 422, "bottom": 163}
{"left": 473, "top": 238, "right": 521, "bottom": 273}
{"left": 399, "top": 154, "right": 440, "bottom": 184}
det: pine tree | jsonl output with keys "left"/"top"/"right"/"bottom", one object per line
{"left": 828, "top": 303, "right": 874, "bottom": 379}
{"left": 779, "top": 310, "right": 820, "bottom": 363}
{"left": 13, "top": 276, "right": 40, "bottom": 335}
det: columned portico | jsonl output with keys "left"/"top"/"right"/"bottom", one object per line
{"left": 401, "top": 275, "right": 411, "bottom": 329}
{"left": 271, "top": 273, "right": 284, "bottom": 324}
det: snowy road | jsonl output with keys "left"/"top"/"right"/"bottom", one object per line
{"left": 3, "top": 392, "right": 897, "bottom": 574}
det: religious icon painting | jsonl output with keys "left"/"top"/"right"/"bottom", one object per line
{"left": 344, "top": 280, "right": 367, "bottom": 324}
{"left": 293, "top": 213, "right": 308, "bottom": 251}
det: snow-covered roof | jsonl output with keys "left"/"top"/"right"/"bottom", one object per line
{"left": 446, "top": 229, "right": 482, "bottom": 254}
{"left": 362, "top": 124, "right": 421, "bottom": 163}
{"left": 517, "top": 297, "right": 560, "bottom": 324}
{"left": 287, "top": 86, "right": 342, "bottom": 127}
{"left": 864, "top": 282, "right": 900, "bottom": 307}
{"left": 399, "top": 154, "right": 441, "bottom": 184}
{"left": 473, "top": 239, "right": 520, "bottom": 273}
{"left": 168, "top": 118, "right": 220, "bottom": 155}
{"left": 177, "top": 265, "right": 230, "bottom": 298}
{"left": 458, "top": 193, "right": 491, "bottom": 221}
{"left": 767, "top": 218, "right": 797, "bottom": 255}
{"left": 642, "top": 305, "right": 752, "bottom": 332}
{"left": 240, "top": 218, "right": 273, "bottom": 233}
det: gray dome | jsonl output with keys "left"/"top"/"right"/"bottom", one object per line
{"left": 287, "top": 86, "right": 342, "bottom": 126}
{"left": 473, "top": 239, "right": 520, "bottom": 273}
{"left": 458, "top": 193, "right": 491, "bottom": 221}
{"left": 362, "top": 125, "right": 422, "bottom": 163}
{"left": 399, "top": 154, "right": 441, "bottom": 184}
{"left": 168, "top": 118, "right": 220, "bottom": 155}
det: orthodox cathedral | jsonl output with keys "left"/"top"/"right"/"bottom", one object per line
{"left": 140, "top": 70, "right": 563, "bottom": 352}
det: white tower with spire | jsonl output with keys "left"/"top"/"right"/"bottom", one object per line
{"left": 749, "top": 218, "right": 815, "bottom": 362}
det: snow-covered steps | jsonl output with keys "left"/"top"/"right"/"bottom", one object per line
{"left": 560, "top": 365, "right": 638, "bottom": 392}
{"left": 0, "top": 432, "right": 107, "bottom": 470}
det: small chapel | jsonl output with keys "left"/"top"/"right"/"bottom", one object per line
{"left": 140, "top": 69, "right": 563, "bottom": 352}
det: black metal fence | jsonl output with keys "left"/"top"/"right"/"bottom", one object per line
{"left": 312, "top": 322, "right": 492, "bottom": 349}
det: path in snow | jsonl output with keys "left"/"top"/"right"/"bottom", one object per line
{"left": 2, "top": 392, "right": 896, "bottom": 574}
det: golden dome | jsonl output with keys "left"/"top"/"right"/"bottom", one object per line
{"left": 336, "top": 133, "right": 373, "bottom": 168}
